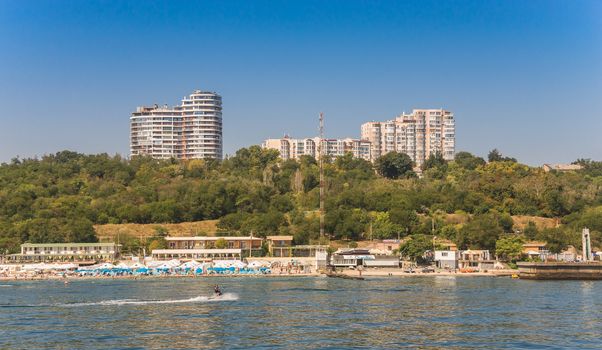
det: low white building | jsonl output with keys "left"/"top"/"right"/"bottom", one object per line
{"left": 434, "top": 250, "right": 459, "bottom": 269}
{"left": 151, "top": 248, "right": 242, "bottom": 261}
{"left": 330, "top": 249, "right": 400, "bottom": 268}
{"left": 6, "top": 243, "right": 120, "bottom": 263}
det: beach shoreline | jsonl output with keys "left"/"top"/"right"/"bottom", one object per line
{"left": 0, "top": 268, "right": 517, "bottom": 282}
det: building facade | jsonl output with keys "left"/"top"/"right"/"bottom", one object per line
{"left": 130, "top": 90, "right": 222, "bottom": 159}
{"left": 6, "top": 243, "right": 120, "bottom": 263}
{"left": 262, "top": 136, "right": 371, "bottom": 161}
{"left": 156, "top": 236, "right": 263, "bottom": 259}
{"left": 361, "top": 109, "right": 455, "bottom": 166}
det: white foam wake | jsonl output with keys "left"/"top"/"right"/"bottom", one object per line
{"left": 60, "top": 293, "right": 238, "bottom": 307}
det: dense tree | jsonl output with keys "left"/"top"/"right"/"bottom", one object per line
{"left": 488, "top": 149, "right": 517, "bottom": 163}
{"left": 370, "top": 212, "right": 401, "bottom": 239}
{"left": 422, "top": 152, "right": 447, "bottom": 172}
{"left": 495, "top": 235, "right": 525, "bottom": 261}
{"left": 523, "top": 221, "right": 539, "bottom": 240}
{"left": 399, "top": 234, "right": 433, "bottom": 261}
{"left": 389, "top": 208, "right": 419, "bottom": 235}
{"left": 454, "top": 152, "right": 486, "bottom": 170}
{"left": 374, "top": 152, "right": 415, "bottom": 179}
{"left": 537, "top": 228, "right": 572, "bottom": 254}
{"left": 457, "top": 213, "right": 505, "bottom": 251}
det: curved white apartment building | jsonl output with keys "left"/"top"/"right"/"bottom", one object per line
{"left": 130, "top": 89, "right": 222, "bottom": 159}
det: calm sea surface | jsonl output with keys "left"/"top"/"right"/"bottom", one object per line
{"left": 1, "top": 276, "right": 601, "bottom": 349}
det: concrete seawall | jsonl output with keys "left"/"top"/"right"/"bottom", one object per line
{"left": 517, "top": 262, "right": 602, "bottom": 280}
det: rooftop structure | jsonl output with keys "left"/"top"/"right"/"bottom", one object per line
{"left": 542, "top": 163, "right": 583, "bottom": 172}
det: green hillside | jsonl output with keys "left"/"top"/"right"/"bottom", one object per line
{"left": 1, "top": 147, "right": 602, "bottom": 254}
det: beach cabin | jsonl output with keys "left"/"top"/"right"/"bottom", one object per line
{"left": 522, "top": 241, "right": 549, "bottom": 260}
{"left": 266, "top": 236, "right": 293, "bottom": 257}
{"left": 458, "top": 250, "right": 495, "bottom": 271}
{"left": 434, "top": 250, "right": 459, "bottom": 269}
{"left": 330, "top": 249, "right": 375, "bottom": 267}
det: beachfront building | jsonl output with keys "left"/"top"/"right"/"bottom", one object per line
{"left": 522, "top": 241, "right": 550, "bottom": 260}
{"left": 360, "top": 109, "right": 455, "bottom": 167}
{"left": 434, "top": 250, "right": 459, "bottom": 269}
{"left": 266, "top": 236, "right": 293, "bottom": 257}
{"left": 6, "top": 243, "right": 121, "bottom": 264}
{"left": 130, "top": 89, "right": 223, "bottom": 159}
{"left": 262, "top": 136, "right": 372, "bottom": 161}
{"left": 331, "top": 249, "right": 374, "bottom": 268}
{"left": 458, "top": 250, "right": 495, "bottom": 271}
{"left": 151, "top": 248, "right": 242, "bottom": 261}
{"left": 151, "top": 236, "right": 264, "bottom": 260}
{"left": 330, "top": 249, "right": 400, "bottom": 268}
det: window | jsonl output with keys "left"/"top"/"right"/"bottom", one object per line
{"left": 442, "top": 252, "right": 448, "bottom": 257}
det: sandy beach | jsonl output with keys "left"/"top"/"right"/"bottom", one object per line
{"left": 0, "top": 268, "right": 518, "bottom": 282}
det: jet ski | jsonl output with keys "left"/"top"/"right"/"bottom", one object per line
{"left": 209, "top": 285, "right": 223, "bottom": 299}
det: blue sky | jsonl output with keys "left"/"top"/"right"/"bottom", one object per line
{"left": 1, "top": 0, "right": 601, "bottom": 165}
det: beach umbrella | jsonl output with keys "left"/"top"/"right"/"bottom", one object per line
{"left": 213, "top": 261, "right": 230, "bottom": 268}
{"left": 180, "top": 260, "right": 200, "bottom": 269}
{"left": 52, "top": 263, "right": 78, "bottom": 270}
{"left": 230, "top": 260, "right": 247, "bottom": 269}
{"left": 22, "top": 263, "right": 45, "bottom": 271}
{"left": 166, "top": 259, "right": 181, "bottom": 267}
{"left": 248, "top": 261, "right": 269, "bottom": 268}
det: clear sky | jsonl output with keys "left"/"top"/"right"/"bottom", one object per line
{"left": 1, "top": 0, "right": 601, "bottom": 165}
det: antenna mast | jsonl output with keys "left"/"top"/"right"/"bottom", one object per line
{"left": 319, "top": 112, "right": 325, "bottom": 239}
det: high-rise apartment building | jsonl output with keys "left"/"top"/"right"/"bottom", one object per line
{"left": 361, "top": 109, "right": 455, "bottom": 166}
{"left": 262, "top": 136, "right": 371, "bottom": 162}
{"left": 130, "top": 90, "right": 222, "bottom": 159}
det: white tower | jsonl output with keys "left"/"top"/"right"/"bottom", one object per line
{"left": 582, "top": 228, "right": 593, "bottom": 262}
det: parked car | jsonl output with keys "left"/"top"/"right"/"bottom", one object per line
{"left": 421, "top": 267, "right": 435, "bottom": 273}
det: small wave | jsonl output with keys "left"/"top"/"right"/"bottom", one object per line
{"left": 60, "top": 293, "right": 238, "bottom": 307}
{"left": 0, "top": 284, "right": 13, "bottom": 287}
{"left": 277, "top": 288, "right": 330, "bottom": 292}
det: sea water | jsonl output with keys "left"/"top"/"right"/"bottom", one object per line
{"left": 0, "top": 277, "right": 601, "bottom": 349}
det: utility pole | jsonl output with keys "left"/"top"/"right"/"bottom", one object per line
{"left": 319, "top": 112, "right": 325, "bottom": 239}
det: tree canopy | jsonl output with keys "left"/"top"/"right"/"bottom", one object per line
{"left": 374, "top": 152, "right": 415, "bottom": 179}
{"left": 0, "top": 149, "right": 601, "bottom": 255}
